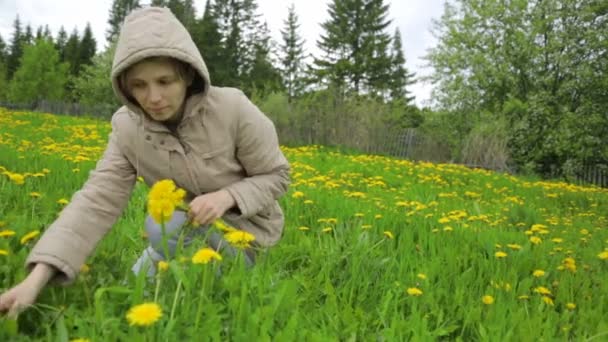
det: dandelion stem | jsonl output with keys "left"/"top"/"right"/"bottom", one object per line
{"left": 169, "top": 279, "right": 182, "bottom": 322}
{"left": 160, "top": 222, "right": 171, "bottom": 262}
{"left": 194, "top": 268, "right": 207, "bottom": 330}
{"left": 154, "top": 275, "right": 161, "bottom": 303}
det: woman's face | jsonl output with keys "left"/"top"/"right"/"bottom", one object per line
{"left": 126, "top": 59, "right": 191, "bottom": 122}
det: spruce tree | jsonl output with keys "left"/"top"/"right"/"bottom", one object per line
{"left": 0, "top": 35, "right": 6, "bottom": 99}
{"left": 213, "top": 0, "right": 261, "bottom": 88}
{"left": 64, "top": 28, "right": 80, "bottom": 76}
{"left": 167, "top": 0, "right": 196, "bottom": 29}
{"left": 55, "top": 26, "right": 68, "bottom": 62}
{"left": 6, "top": 15, "right": 24, "bottom": 80}
{"left": 151, "top": 0, "right": 167, "bottom": 6}
{"left": 245, "top": 21, "right": 283, "bottom": 97}
{"left": 388, "top": 28, "right": 414, "bottom": 103}
{"left": 79, "top": 23, "right": 97, "bottom": 69}
{"left": 279, "top": 4, "right": 306, "bottom": 100}
{"left": 106, "top": 0, "right": 140, "bottom": 43}
{"left": 0, "top": 34, "right": 6, "bottom": 63}
{"left": 191, "top": 0, "right": 225, "bottom": 85}
{"left": 314, "top": 0, "right": 393, "bottom": 96}
{"left": 23, "top": 25, "right": 34, "bottom": 47}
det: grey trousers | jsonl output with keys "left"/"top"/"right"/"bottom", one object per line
{"left": 131, "top": 210, "right": 254, "bottom": 277}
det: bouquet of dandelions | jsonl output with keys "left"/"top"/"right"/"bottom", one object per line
{"left": 146, "top": 179, "right": 256, "bottom": 259}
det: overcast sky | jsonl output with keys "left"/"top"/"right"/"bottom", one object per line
{"left": 0, "top": 0, "right": 445, "bottom": 107}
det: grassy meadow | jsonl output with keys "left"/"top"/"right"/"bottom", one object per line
{"left": 1, "top": 108, "right": 608, "bottom": 341}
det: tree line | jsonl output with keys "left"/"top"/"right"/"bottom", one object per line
{"left": 0, "top": 0, "right": 606, "bottom": 181}
{"left": 0, "top": 0, "right": 413, "bottom": 107}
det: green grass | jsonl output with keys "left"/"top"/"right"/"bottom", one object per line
{"left": 1, "top": 108, "right": 608, "bottom": 341}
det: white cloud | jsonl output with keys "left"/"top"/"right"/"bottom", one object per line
{"left": 0, "top": 0, "right": 444, "bottom": 106}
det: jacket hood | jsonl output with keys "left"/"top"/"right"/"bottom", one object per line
{"left": 111, "top": 6, "right": 211, "bottom": 114}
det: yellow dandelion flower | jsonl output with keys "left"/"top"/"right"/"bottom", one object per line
{"left": 417, "top": 273, "right": 427, "bottom": 280}
{"left": 70, "top": 338, "right": 90, "bottom": 342}
{"left": 126, "top": 302, "right": 162, "bottom": 326}
{"left": 29, "top": 192, "right": 42, "bottom": 198}
{"left": 361, "top": 224, "right": 372, "bottom": 229}
{"left": 291, "top": 191, "right": 305, "bottom": 198}
{"left": 482, "top": 295, "right": 495, "bottom": 305}
{"left": 42, "top": 168, "right": 51, "bottom": 174}
{"left": 374, "top": 214, "right": 382, "bottom": 219}
{"left": 566, "top": 303, "right": 576, "bottom": 310}
{"left": 303, "top": 200, "right": 314, "bottom": 205}
{"left": 20, "top": 230, "right": 40, "bottom": 244}
{"left": 8, "top": 173, "right": 25, "bottom": 185}
{"left": 80, "top": 264, "right": 90, "bottom": 273}
{"left": 158, "top": 261, "right": 169, "bottom": 272}
{"left": 529, "top": 236, "right": 542, "bottom": 245}
{"left": 534, "top": 286, "right": 552, "bottom": 296}
{"left": 518, "top": 295, "right": 529, "bottom": 300}
{"left": 383, "top": 231, "right": 394, "bottom": 239}
{"left": 354, "top": 213, "right": 365, "bottom": 217}
{"left": 597, "top": 251, "right": 608, "bottom": 260}
{"left": 137, "top": 176, "right": 144, "bottom": 183}
{"left": 0, "top": 249, "right": 8, "bottom": 256}
{"left": 532, "top": 270, "right": 545, "bottom": 277}
{"left": 542, "top": 296, "right": 554, "bottom": 306}
{"left": 0, "top": 230, "right": 16, "bottom": 238}
{"left": 57, "top": 198, "right": 69, "bottom": 205}
{"left": 192, "top": 247, "right": 222, "bottom": 264}
{"left": 495, "top": 251, "right": 508, "bottom": 258}
{"left": 147, "top": 179, "right": 186, "bottom": 224}
{"left": 298, "top": 226, "right": 310, "bottom": 231}
{"left": 213, "top": 219, "right": 236, "bottom": 233}
{"left": 407, "top": 287, "right": 423, "bottom": 296}
{"left": 224, "top": 230, "right": 255, "bottom": 248}
{"left": 507, "top": 244, "right": 522, "bottom": 250}
{"left": 322, "top": 227, "right": 333, "bottom": 233}
{"left": 438, "top": 217, "right": 450, "bottom": 224}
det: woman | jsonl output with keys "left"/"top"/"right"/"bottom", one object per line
{"left": 0, "top": 6, "right": 290, "bottom": 317}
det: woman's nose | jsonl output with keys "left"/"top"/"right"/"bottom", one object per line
{"left": 148, "top": 85, "right": 162, "bottom": 103}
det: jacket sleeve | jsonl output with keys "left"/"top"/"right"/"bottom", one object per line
{"left": 223, "top": 93, "right": 291, "bottom": 218}
{"left": 25, "top": 116, "right": 137, "bottom": 285}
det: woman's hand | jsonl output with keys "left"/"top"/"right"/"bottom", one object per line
{"left": 188, "top": 189, "right": 236, "bottom": 225}
{"left": 0, "top": 263, "right": 56, "bottom": 318}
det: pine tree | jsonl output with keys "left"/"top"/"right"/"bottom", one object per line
{"left": 314, "top": 0, "right": 393, "bottom": 96}
{"left": 0, "top": 34, "right": 6, "bottom": 63}
{"left": 213, "top": 0, "right": 261, "bottom": 88}
{"left": 167, "top": 0, "right": 196, "bottom": 29}
{"left": 191, "top": 0, "right": 225, "bottom": 85}
{"left": 245, "top": 21, "right": 283, "bottom": 97}
{"left": 23, "top": 24, "right": 34, "bottom": 47}
{"left": 7, "top": 38, "right": 69, "bottom": 103}
{"left": 106, "top": 0, "right": 140, "bottom": 43}
{"left": 7, "top": 16, "right": 24, "bottom": 80}
{"left": 79, "top": 23, "right": 97, "bottom": 69}
{"left": 0, "top": 34, "right": 7, "bottom": 99}
{"left": 64, "top": 28, "right": 80, "bottom": 76}
{"left": 361, "top": 0, "right": 393, "bottom": 97}
{"left": 279, "top": 4, "right": 306, "bottom": 100}
{"left": 388, "top": 28, "right": 414, "bottom": 103}
{"left": 55, "top": 26, "right": 68, "bottom": 62}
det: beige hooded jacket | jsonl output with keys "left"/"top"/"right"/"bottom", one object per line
{"left": 25, "top": 7, "right": 290, "bottom": 284}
